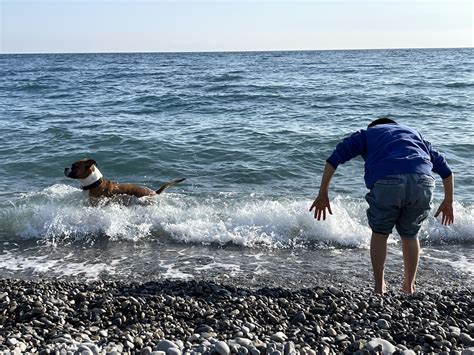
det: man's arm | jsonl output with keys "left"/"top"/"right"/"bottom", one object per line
{"left": 434, "top": 174, "right": 454, "bottom": 225}
{"left": 309, "top": 162, "right": 336, "bottom": 220}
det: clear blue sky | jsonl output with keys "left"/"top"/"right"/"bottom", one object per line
{"left": 1, "top": 0, "right": 472, "bottom": 54}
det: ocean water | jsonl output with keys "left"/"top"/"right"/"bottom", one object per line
{"left": 0, "top": 49, "right": 472, "bottom": 289}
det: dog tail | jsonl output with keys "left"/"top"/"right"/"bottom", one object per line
{"left": 156, "top": 177, "right": 186, "bottom": 195}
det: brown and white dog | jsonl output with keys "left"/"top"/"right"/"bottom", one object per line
{"left": 64, "top": 159, "right": 185, "bottom": 200}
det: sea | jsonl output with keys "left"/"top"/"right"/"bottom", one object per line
{"left": 0, "top": 48, "right": 472, "bottom": 290}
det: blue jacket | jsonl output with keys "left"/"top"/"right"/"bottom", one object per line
{"left": 326, "top": 123, "right": 452, "bottom": 189}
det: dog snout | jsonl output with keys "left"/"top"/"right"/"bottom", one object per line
{"left": 64, "top": 167, "right": 72, "bottom": 177}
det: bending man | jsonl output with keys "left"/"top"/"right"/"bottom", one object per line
{"left": 309, "top": 118, "right": 454, "bottom": 295}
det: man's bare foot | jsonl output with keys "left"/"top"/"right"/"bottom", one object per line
{"left": 402, "top": 281, "right": 416, "bottom": 294}
{"left": 374, "top": 282, "right": 387, "bottom": 295}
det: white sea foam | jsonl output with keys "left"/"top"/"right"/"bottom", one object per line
{"left": 158, "top": 260, "right": 193, "bottom": 280}
{"left": 0, "top": 184, "right": 472, "bottom": 249}
{"left": 422, "top": 248, "right": 474, "bottom": 275}
{"left": 0, "top": 249, "right": 123, "bottom": 281}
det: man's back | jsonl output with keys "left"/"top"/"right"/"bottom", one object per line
{"left": 327, "top": 123, "right": 451, "bottom": 188}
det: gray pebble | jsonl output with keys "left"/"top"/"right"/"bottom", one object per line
{"left": 366, "top": 338, "right": 396, "bottom": 354}
{"left": 214, "top": 341, "right": 230, "bottom": 355}
{"left": 270, "top": 332, "right": 287, "bottom": 343}
{"left": 156, "top": 340, "right": 179, "bottom": 352}
{"left": 234, "top": 337, "right": 252, "bottom": 347}
{"left": 449, "top": 326, "right": 461, "bottom": 337}
{"left": 460, "top": 333, "right": 473, "bottom": 346}
{"left": 7, "top": 338, "right": 19, "bottom": 346}
{"left": 376, "top": 319, "right": 391, "bottom": 329}
{"left": 167, "top": 348, "right": 182, "bottom": 355}
{"left": 336, "top": 334, "right": 348, "bottom": 342}
{"left": 284, "top": 341, "right": 296, "bottom": 355}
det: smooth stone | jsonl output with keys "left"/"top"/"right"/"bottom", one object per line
{"left": 400, "top": 351, "right": 416, "bottom": 355}
{"left": 215, "top": 341, "right": 230, "bottom": 355}
{"left": 336, "top": 334, "right": 348, "bottom": 342}
{"left": 82, "top": 343, "right": 100, "bottom": 353}
{"left": 270, "top": 332, "right": 287, "bottom": 343}
{"left": 141, "top": 347, "right": 153, "bottom": 355}
{"left": 460, "top": 333, "right": 474, "bottom": 346}
{"left": 7, "top": 338, "right": 19, "bottom": 346}
{"left": 187, "top": 334, "right": 200, "bottom": 342}
{"left": 17, "top": 342, "right": 27, "bottom": 352}
{"left": 449, "top": 326, "right": 461, "bottom": 337}
{"left": 327, "top": 328, "right": 337, "bottom": 337}
{"left": 168, "top": 349, "right": 181, "bottom": 355}
{"left": 328, "top": 285, "right": 343, "bottom": 296}
{"left": 234, "top": 337, "right": 252, "bottom": 347}
{"left": 156, "top": 340, "right": 179, "bottom": 352}
{"left": 376, "top": 319, "right": 391, "bottom": 329}
{"left": 284, "top": 341, "right": 296, "bottom": 355}
{"left": 366, "top": 338, "right": 396, "bottom": 354}
{"left": 195, "top": 325, "right": 214, "bottom": 333}
{"left": 291, "top": 311, "right": 306, "bottom": 324}
{"left": 424, "top": 334, "right": 436, "bottom": 342}
{"left": 77, "top": 348, "right": 93, "bottom": 355}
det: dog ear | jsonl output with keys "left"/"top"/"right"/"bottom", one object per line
{"left": 86, "top": 159, "right": 97, "bottom": 168}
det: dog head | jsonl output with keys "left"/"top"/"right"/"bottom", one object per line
{"left": 64, "top": 159, "right": 97, "bottom": 179}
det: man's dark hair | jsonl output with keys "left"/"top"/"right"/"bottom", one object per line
{"left": 368, "top": 117, "right": 397, "bottom": 128}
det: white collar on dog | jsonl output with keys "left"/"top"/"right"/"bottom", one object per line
{"left": 80, "top": 166, "right": 103, "bottom": 190}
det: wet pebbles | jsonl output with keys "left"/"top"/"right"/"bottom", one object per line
{"left": 1, "top": 278, "right": 473, "bottom": 354}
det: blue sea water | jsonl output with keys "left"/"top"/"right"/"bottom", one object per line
{"left": 0, "top": 49, "right": 472, "bottom": 289}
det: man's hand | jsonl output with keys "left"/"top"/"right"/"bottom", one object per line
{"left": 435, "top": 174, "right": 454, "bottom": 225}
{"left": 310, "top": 162, "right": 336, "bottom": 220}
{"left": 309, "top": 194, "right": 333, "bottom": 220}
{"left": 434, "top": 199, "right": 454, "bottom": 225}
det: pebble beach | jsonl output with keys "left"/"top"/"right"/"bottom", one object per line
{"left": 1, "top": 278, "right": 473, "bottom": 354}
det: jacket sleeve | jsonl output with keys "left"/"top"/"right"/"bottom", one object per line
{"left": 327, "top": 130, "right": 366, "bottom": 169}
{"left": 423, "top": 139, "right": 452, "bottom": 179}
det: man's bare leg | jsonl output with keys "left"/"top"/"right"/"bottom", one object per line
{"left": 371, "top": 232, "right": 389, "bottom": 295}
{"left": 401, "top": 237, "right": 420, "bottom": 294}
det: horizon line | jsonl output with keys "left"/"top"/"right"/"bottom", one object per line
{"left": 1, "top": 45, "right": 472, "bottom": 56}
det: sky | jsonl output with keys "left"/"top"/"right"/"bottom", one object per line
{"left": 0, "top": 0, "right": 472, "bottom": 54}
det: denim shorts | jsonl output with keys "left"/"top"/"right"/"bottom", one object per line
{"left": 365, "top": 173, "right": 435, "bottom": 238}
